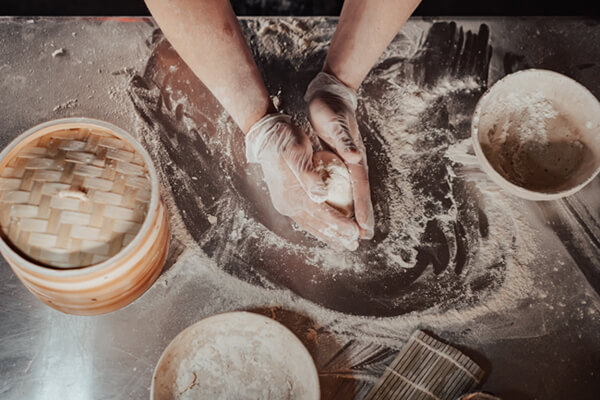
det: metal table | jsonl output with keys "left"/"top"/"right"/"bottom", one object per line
{"left": 1, "top": 16, "right": 600, "bottom": 400}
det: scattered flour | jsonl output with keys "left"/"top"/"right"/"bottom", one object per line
{"left": 51, "top": 47, "right": 66, "bottom": 57}
{"left": 254, "top": 18, "right": 328, "bottom": 61}
{"left": 130, "top": 19, "right": 545, "bottom": 332}
{"left": 4, "top": 18, "right": 600, "bottom": 399}
{"left": 52, "top": 98, "right": 78, "bottom": 112}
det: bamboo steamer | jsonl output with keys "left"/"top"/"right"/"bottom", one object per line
{"left": 0, "top": 118, "right": 169, "bottom": 315}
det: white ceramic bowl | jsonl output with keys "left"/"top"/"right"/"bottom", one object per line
{"left": 151, "top": 311, "right": 320, "bottom": 400}
{"left": 472, "top": 69, "right": 600, "bottom": 200}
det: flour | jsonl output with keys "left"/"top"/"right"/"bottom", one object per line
{"left": 128, "top": 19, "right": 545, "bottom": 320}
{"left": 358, "top": 75, "right": 482, "bottom": 270}
{"left": 254, "top": 18, "right": 328, "bottom": 62}
{"left": 117, "top": 20, "right": 598, "bottom": 396}
{"left": 52, "top": 98, "right": 78, "bottom": 112}
{"left": 150, "top": 204, "right": 539, "bottom": 350}
{"left": 2, "top": 18, "right": 599, "bottom": 399}
{"left": 51, "top": 48, "right": 66, "bottom": 57}
{"left": 128, "top": 19, "right": 551, "bottom": 347}
{"left": 490, "top": 92, "right": 557, "bottom": 146}
{"left": 153, "top": 312, "right": 319, "bottom": 400}
{"left": 479, "top": 91, "right": 586, "bottom": 191}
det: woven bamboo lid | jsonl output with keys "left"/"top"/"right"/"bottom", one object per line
{"left": 0, "top": 121, "right": 152, "bottom": 269}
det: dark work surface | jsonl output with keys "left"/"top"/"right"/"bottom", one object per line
{"left": 1, "top": 0, "right": 599, "bottom": 17}
{"left": 1, "top": 16, "right": 600, "bottom": 400}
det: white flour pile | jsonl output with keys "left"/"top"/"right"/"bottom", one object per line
{"left": 489, "top": 91, "right": 557, "bottom": 146}
{"left": 480, "top": 91, "right": 586, "bottom": 191}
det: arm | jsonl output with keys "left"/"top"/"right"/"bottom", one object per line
{"left": 145, "top": 0, "right": 360, "bottom": 249}
{"left": 325, "top": 0, "right": 422, "bottom": 90}
{"left": 144, "top": 0, "right": 270, "bottom": 133}
{"left": 306, "top": 0, "right": 421, "bottom": 239}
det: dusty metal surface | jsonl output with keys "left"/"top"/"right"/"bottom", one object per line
{"left": 1, "top": 17, "right": 600, "bottom": 400}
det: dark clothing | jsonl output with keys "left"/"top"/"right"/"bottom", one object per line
{"left": 0, "top": 0, "right": 596, "bottom": 17}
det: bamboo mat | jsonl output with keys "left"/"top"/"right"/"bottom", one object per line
{"left": 364, "top": 330, "right": 485, "bottom": 400}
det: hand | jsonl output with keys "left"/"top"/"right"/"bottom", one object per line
{"left": 246, "top": 114, "right": 360, "bottom": 250}
{"left": 305, "top": 72, "right": 375, "bottom": 239}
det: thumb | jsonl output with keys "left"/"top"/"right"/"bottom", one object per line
{"left": 285, "top": 153, "right": 328, "bottom": 203}
{"left": 308, "top": 97, "right": 362, "bottom": 164}
{"left": 329, "top": 112, "right": 363, "bottom": 165}
{"left": 280, "top": 137, "right": 327, "bottom": 203}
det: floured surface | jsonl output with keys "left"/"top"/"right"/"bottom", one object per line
{"left": 2, "top": 17, "right": 600, "bottom": 400}
{"left": 126, "top": 18, "right": 599, "bottom": 394}
{"left": 129, "top": 20, "right": 514, "bottom": 316}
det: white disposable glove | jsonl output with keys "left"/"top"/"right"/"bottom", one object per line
{"left": 305, "top": 72, "right": 375, "bottom": 239}
{"left": 246, "top": 113, "right": 360, "bottom": 250}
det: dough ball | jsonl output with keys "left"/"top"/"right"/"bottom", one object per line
{"left": 313, "top": 151, "right": 354, "bottom": 217}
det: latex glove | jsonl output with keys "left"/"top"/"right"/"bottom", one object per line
{"left": 305, "top": 72, "right": 375, "bottom": 239}
{"left": 246, "top": 113, "right": 360, "bottom": 250}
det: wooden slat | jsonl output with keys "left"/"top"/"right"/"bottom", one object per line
{"left": 364, "top": 331, "right": 485, "bottom": 400}
{"left": 0, "top": 129, "right": 152, "bottom": 268}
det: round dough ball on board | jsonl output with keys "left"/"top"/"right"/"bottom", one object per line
{"left": 313, "top": 150, "right": 354, "bottom": 217}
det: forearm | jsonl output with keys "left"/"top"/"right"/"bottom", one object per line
{"left": 145, "top": 0, "right": 271, "bottom": 133}
{"left": 324, "top": 0, "right": 421, "bottom": 90}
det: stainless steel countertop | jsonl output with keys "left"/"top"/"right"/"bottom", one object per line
{"left": 1, "top": 17, "right": 600, "bottom": 400}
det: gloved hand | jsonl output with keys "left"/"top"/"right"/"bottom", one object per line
{"left": 305, "top": 71, "right": 375, "bottom": 239}
{"left": 246, "top": 113, "right": 360, "bottom": 250}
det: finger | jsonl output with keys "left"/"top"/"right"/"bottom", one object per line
{"left": 282, "top": 128, "right": 328, "bottom": 203}
{"left": 303, "top": 201, "right": 360, "bottom": 245}
{"left": 347, "top": 162, "right": 375, "bottom": 239}
{"left": 292, "top": 215, "right": 347, "bottom": 251}
{"left": 283, "top": 149, "right": 328, "bottom": 203}
{"left": 331, "top": 114, "right": 363, "bottom": 164}
{"left": 294, "top": 212, "right": 359, "bottom": 251}
{"left": 309, "top": 98, "right": 362, "bottom": 164}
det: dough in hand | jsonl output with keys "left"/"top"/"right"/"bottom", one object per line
{"left": 313, "top": 151, "right": 354, "bottom": 217}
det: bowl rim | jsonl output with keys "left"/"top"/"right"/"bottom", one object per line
{"left": 0, "top": 117, "right": 160, "bottom": 276}
{"left": 150, "top": 311, "right": 321, "bottom": 400}
{"left": 471, "top": 68, "right": 600, "bottom": 201}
